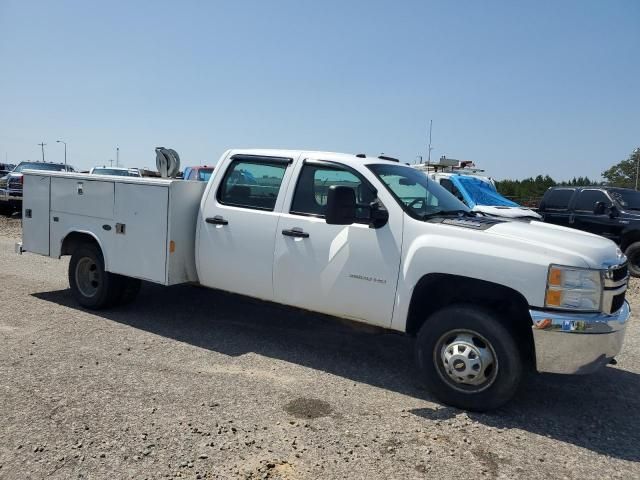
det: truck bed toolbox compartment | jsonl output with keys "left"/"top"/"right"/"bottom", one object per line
{"left": 22, "top": 171, "right": 206, "bottom": 286}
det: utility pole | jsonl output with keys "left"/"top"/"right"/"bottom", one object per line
{"left": 116, "top": 147, "right": 119, "bottom": 167}
{"left": 38, "top": 142, "right": 46, "bottom": 162}
{"left": 427, "top": 120, "right": 433, "bottom": 166}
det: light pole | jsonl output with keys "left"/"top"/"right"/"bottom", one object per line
{"left": 635, "top": 148, "right": 640, "bottom": 191}
{"left": 56, "top": 140, "right": 67, "bottom": 167}
{"left": 116, "top": 147, "right": 119, "bottom": 167}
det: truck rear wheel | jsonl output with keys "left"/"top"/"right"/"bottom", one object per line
{"left": 415, "top": 304, "right": 523, "bottom": 411}
{"left": 69, "top": 243, "right": 122, "bottom": 309}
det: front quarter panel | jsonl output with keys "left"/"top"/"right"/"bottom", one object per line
{"left": 390, "top": 217, "right": 583, "bottom": 332}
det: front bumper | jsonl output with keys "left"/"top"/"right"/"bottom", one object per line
{"left": 530, "top": 301, "right": 630, "bottom": 374}
{"left": 0, "top": 188, "right": 22, "bottom": 204}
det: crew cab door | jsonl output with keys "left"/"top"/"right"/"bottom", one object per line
{"left": 540, "top": 188, "right": 574, "bottom": 227}
{"left": 197, "top": 153, "right": 295, "bottom": 301}
{"left": 273, "top": 159, "right": 402, "bottom": 327}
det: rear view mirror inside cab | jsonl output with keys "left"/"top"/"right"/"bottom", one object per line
{"left": 399, "top": 178, "right": 416, "bottom": 186}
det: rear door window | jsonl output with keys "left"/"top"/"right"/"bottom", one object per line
{"left": 543, "top": 189, "right": 574, "bottom": 210}
{"left": 217, "top": 158, "right": 288, "bottom": 211}
{"left": 574, "top": 190, "right": 610, "bottom": 212}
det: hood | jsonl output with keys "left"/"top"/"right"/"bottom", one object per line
{"left": 473, "top": 204, "right": 542, "bottom": 219}
{"left": 487, "top": 219, "right": 623, "bottom": 269}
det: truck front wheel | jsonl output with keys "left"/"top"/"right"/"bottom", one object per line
{"left": 415, "top": 304, "right": 523, "bottom": 411}
{"left": 69, "top": 243, "right": 122, "bottom": 310}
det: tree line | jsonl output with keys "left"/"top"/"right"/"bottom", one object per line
{"left": 495, "top": 147, "right": 640, "bottom": 205}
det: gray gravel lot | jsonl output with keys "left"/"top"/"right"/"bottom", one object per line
{"left": 1, "top": 216, "right": 639, "bottom": 479}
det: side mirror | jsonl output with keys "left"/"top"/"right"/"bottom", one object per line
{"left": 609, "top": 204, "right": 619, "bottom": 218}
{"left": 369, "top": 201, "right": 389, "bottom": 229}
{"left": 593, "top": 201, "right": 606, "bottom": 215}
{"left": 326, "top": 186, "right": 356, "bottom": 225}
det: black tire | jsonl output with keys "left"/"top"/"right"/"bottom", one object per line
{"left": 624, "top": 242, "right": 640, "bottom": 277}
{"left": 415, "top": 304, "right": 523, "bottom": 412}
{"left": 68, "top": 243, "right": 123, "bottom": 309}
{"left": 116, "top": 276, "right": 142, "bottom": 304}
{"left": 0, "top": 203, "right": 13, "bottom": 216}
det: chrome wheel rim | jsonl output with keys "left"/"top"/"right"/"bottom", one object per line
{"left": 434, "top": 329, "right": 498, "bottom": 393}
{"left": 75, "top": 257, "right": 101, "bottom": 298}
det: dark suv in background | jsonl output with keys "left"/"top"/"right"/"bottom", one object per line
{"left": 0, "top": 161, "right": 74, "bottom": 215}
{"left": 539, "top": 186, "right": 640, "bottom": 275}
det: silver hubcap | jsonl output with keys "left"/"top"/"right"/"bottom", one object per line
{"left": 75, "top": 257, "right": 101, "bottom": 298}
{"left": 435, "top": 330, "right": 498, "bottom": 392}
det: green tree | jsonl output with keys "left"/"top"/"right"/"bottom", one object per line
{"left": 602, "top": 148, "right": 640, "bottom": 188}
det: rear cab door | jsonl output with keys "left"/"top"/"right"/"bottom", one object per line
{"left": 196, "top": 151, "right": 298, "bottom": 301}
{"left": 540, "top": 188, "right": 574, "bottom": 227}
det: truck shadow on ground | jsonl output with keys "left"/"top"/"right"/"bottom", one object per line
{"left": 34, "top": 282, "right": 640, "bottom": 462}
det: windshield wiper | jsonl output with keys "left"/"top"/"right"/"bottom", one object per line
{"left": 422, "top": 209, "right": 475, "bottom": 220}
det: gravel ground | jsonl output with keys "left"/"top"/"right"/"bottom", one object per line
{"left": 1, "top": 216, "right": 639, "bottom": 479}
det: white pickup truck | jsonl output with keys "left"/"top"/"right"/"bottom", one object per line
{"left": 18, "top": 149, "right": 631, "bottom": 411}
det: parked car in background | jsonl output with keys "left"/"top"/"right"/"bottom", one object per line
{"left": 432, "top": 172, "right": 541, "bottom": 220}
{"left": 183, "top": 165, "right": 214, "bottom": 181}
{"left": 415, "top": 159, "right": 541, "bottom": 220}
{"left": 90, "top": 167, "right": 141, "bottom": 177}
{"left": 0, "top": 163, "right": 15, "bottom": 177}
{"left": 0, "top": 161, "right": 74, "bottom": 215}
{"left": 539, "top": 186, "right": 640, "bottom": 275}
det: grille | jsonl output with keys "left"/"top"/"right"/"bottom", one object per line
{"left": 611, "top": 292, "right": 626, "bottom": 313}
{"left": 7, "top": 177, "right": 22, "bottom": 189}
{"left": 611, "top": 264, "right": 628, "bottom": 283}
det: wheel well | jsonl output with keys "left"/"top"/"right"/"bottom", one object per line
{"left": 620, "top": 231, "right": 640, "bottom": 251}
{"left": 61, "top": 232, "right": 100, "bottom": 257}
{"left": 406, "top": 273, "right": 534, "bottom": 366}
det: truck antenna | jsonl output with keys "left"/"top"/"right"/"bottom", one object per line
{"left": 427, "top": 120, "right": 433, "bottom": 166}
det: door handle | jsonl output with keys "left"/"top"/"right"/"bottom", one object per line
{"left": 282, "top": 228, "right": 309, "bottom": 238}
{"left": 206, "top": 215, "right": 229, "bottom": 225}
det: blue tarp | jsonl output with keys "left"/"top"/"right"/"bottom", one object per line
{"left": 451, "top": 175, "right": 520, "bottom": 208}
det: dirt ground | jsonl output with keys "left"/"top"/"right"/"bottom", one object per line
{"left": 1, "top": 216, "right": 639, "bottom": 479}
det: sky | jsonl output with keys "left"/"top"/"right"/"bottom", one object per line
{"left": 0, "top": 0, "right": 638, "bottom": 180}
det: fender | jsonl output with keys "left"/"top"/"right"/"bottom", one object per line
{"left": 389, "top": 219, "right": 590, "bottom": 332}
{"left": 56, "top": 228, "right": 110, "bottom": 271}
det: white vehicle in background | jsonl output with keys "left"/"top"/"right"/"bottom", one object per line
{"left": 414, "top": 157, "right": 542, "bottom": 220}
{"left": 17, "top": 149, "right": 629, "bottom": 411}
{"left": 90, "top": 166, "right": 142, "bottom": 177}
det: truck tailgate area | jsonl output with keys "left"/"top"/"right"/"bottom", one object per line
{"left": 22, "top": 171, "right": 206, "bottom": 285}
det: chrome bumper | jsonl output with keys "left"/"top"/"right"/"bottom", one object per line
{"left": 0, "top": 189, "right": 22, "bottom": 202}
{"left": 530, "top": 301, "right": 630, "bottom": 374}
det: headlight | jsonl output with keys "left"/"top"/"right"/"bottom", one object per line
{"left": 545, "top": 265, "right": 602, "bottom": 311}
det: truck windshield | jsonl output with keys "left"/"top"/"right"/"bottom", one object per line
{"left": 15, "top": 162, "right": 68, "bottom": 172}
{"left": 368, "top": 163, "right": 469, "bottom": 219}
{"left": 609, "top": 188, "right": 640, "bottom": 210}
{"left": 198, "top": 168, "right": 214, "bottom": 181}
